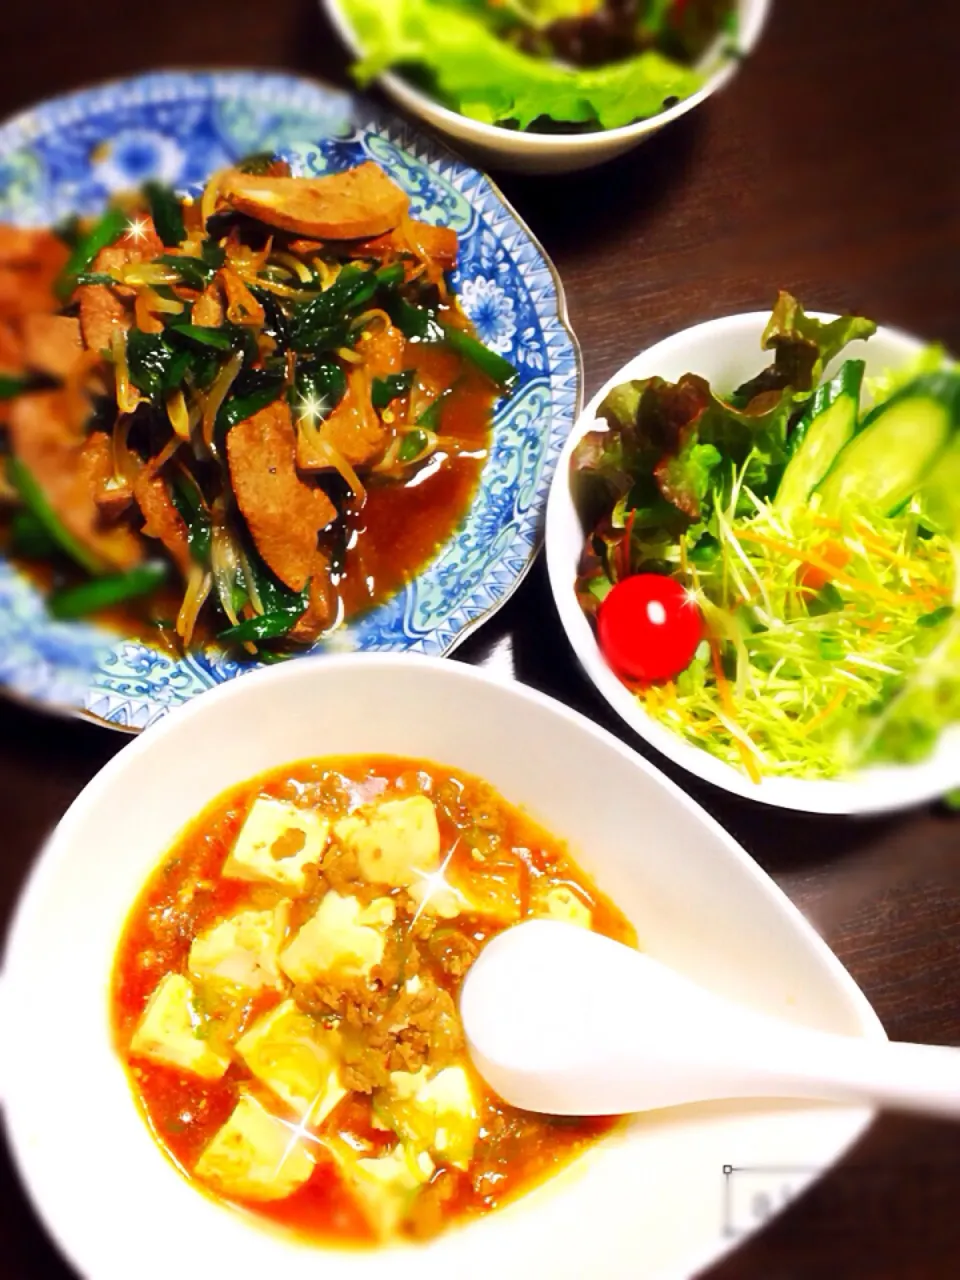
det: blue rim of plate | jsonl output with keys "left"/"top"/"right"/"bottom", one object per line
{"left": 0, "top": 70, "right": 582, "bottom": 732}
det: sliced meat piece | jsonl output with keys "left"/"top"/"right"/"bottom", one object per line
{"left": 79, "top": 431, "right": 134, "bottom": 522}
{"left": 356, "top": 323, "right": 406, "bottom": 379}
{"left": 133, "top": 467, "right": 192, "bottom": 577}
{"left": 287, "top": 237, "right": 325, "bottom": 257}
{"left": 0, "top": 318, "right": 24, "bottom": 374}
{"left": 289, "top": 572, "right": 334, "bottom": 644}
{"left": 8, "top": 391, "right": 142, "bottom": 570}
{"left": 300, "top": 369, "right": 386, "bottom": 471}
{"left": 219, "top": 163, "right": 409, "bottom": 241}
{"left": 0, "top": 229, "right": 67, "bottom": 323}
{"left": 192, "top": 281, "right": 224, "bottom": 327}
{"left": 0, "top": 226, "right": 68, "bottom": 270}
{"left": 22, "top": 314, "right": 83, "bottom": 378}
{"left": 354, "top": 222, "right": 458, "bottom": 273}
{"left": 77, "top": 217, "right": 165, "bottom": 354}
{"left": 0, "top": 267, "right": 60, "bottom": 320}
{"left": 226, "top": 399, "right": 336, "bottom": 596}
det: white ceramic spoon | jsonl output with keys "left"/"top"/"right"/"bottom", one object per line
{"left": 460, "top": 920, "right": 960, "bottom": 1118}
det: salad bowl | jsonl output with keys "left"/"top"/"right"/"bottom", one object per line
{"left": 546, "top": 311, "right": 960, "bottom": 814}
{"left": 323, "top": 0, "right": 771, "bottom": 175}
{"left": 2, "top": 654, "right": 885, "bottom": 1279}
{"left": 0, "top": 71, "right": 580, "bottom": 731}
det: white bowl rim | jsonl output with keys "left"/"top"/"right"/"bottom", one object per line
{"left": 0, "top": 651, "right": 886, "bottom": 1280}
{"left": 545, "top": 309, "right": 960, "bottom": 815}
{"left": 322, "top": 0, "right": 771, "bottom": 153}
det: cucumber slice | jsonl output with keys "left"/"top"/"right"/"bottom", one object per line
{"left": 776, "top": 360, "right": 864, "bottom": 518}
{"left": 816, "top": 372, "right": 960, "bottom": 517}
{"left": 918, "top": 433, "right": 960, "bottom": 536}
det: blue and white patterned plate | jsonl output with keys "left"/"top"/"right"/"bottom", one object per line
{"left": 0, "top": 71, "right": 581, "bottom": 731}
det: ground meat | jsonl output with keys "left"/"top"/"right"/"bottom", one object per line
{"left": 427, "top": 929, "right": 479, "bottom": 979}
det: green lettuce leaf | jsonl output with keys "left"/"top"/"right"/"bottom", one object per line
{"left": 570, "top": 293, "right": 880, "bottom": 612}
{"left": 341, "top": 0, "right": 702, "bottom": 129}
{"left": 731, "top": 292, "right": 877, "bottom": 407}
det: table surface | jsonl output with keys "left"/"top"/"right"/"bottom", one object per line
{"left": 2, "top": 1, "right": 959, "bottom": 1276}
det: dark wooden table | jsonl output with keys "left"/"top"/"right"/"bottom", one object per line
{"left": 2, "top": 1, "right": 959, "bottom": 1276}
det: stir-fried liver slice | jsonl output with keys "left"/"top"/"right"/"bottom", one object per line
{"left": 79, "top": 432, "right": 134, "bottom": 522}
{"left": 355, "top": 223, "right": 458, "bottom": 273}
{"left": 219, "top": 163, "right": 409, "bottom": 240}
{"left": 22, "top": 314, "right": 83, "bottom": 378}
{"left": 0, "top": 227, "right": 67, "bottom": 321}
{"left": 301, "top": 368, "right": 388, "bottom": 472}
{"left": 77, "top": 217, "right": 165, "bottom": 355}
{"left": 8, "top": 391, "right": 142, "bottom": 570}
{"left": 226, "top": 399, "right": 336, "bottom": 596}
{"left": 133, "top": 468, "right": 192, "bottom": 577}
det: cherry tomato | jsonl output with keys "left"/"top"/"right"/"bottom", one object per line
{"left": 597, "top": 573, "right": 704, "bottom": 683}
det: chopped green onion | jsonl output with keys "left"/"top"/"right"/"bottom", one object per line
{"left": 168, "top": 324, "right": 235, "bottom": 351}
{"left": 416, "top": 386, "right": 455, "bottom": 431}
{"left": 144, "top": 182, "right": 186, "bottom": 248}
{"left": 48, "top": 561, "right": 170, "bottom": 619}
{"left": 7, "top": 456, "right": 104, "bottom": 574}
{"left": 238, "top": 152, "right": 284, "bottom": 175}
{"left": 440, "top": 324, "right": 518, "bottom": 390}
{"left": 0, "top": 373, "right": 29, "bottom": 400}
{"left": 169, "top": 474, "right": 212, "bottom": 565}
{"left": 398, "top": 429, "right": 430, "bottom": 462}
{"left": 218, "top": 592, "right": 309, "bottom": 644}
{"left": 388, "top": 296, "right": 442, "bottom": 342}
{"left": 201, "top": 241, "right": 226, "bottom": 271}
{"left": 72, "top": 271, "right": 118, "bottom": 287}
{"left": 156, "top": 254, "right": 214, "bottom": 291}
{"left": 216, "top": 380, "right": 285, "bottom": 435}
{"left": 918, "top": 605, "right": 954, "bottom": 629}
{"left": 9, "top": 510, "right": 58, "bottom": 559}
{"left": 372, "top": 370, "right": 414, "bottom": 410}
{"left": 126, "top": 331, "right": 190, "bottom": 401}
{"left": 56, "top": 206, "right": 127, "bottom": 300}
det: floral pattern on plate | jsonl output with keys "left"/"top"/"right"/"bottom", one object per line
{"left": 0, "top": 71, "right": 581, "bottom": 730}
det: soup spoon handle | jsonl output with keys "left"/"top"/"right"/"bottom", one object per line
{"left": 742, "top": 1031, "right": 960, "bottom": 1119}
{"left": 461, "top": 922, "right": 960, "bottom": 1119}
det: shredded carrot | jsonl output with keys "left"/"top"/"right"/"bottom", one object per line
{"left": 710, "top": 640, "right": 761, "bottom": 783}
{"left": 797, "top": 687, "right": 848, "bottom": 737}
{"left": 738, "top": 529, "right": 940, "bottom": 606}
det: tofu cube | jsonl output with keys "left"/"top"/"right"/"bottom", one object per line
{"left": 323, "top": 1136, "right": 434, "bottom": 1238}
{"left": 536, "top": 885, "right": 593, "bottom": 930}
{"left": 279, "top": 891, "right": 394, "bottom": 985}
{"left": 409, "top": 853, "right": 523, "bottom": 926}
{"left": 223, "top": 797, "right": 329, "bottom": 894}
{"left": 375, "top": 1065, "right": 480, "bottom": 1170}
{"left": 335, "top": 795, "right": 441, "bottom": 888}
{"left": 236, "top": 999, "right": 346, "bottom": 1126}
{"left": 129, "top": 973, "right": 231, "bottom": 1080}
{"left": 189, "top": 901, "right": 290, "bottom": 992}
{"left": 194, "top": 1093, "right": 314, "bottom": 1202}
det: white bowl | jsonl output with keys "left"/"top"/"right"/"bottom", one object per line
{"left": 322, "top": 0, "right": 770, "bottom": 174}
{"left": 546, "top": 311, "right": 960, "bottom": 814}
{"left": 2, "top": 654, "right": 883, "bottom": 1279}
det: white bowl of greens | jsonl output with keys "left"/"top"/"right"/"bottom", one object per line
{"left": 323, "top": 0, "right": 770, "bottom": 174}
{"left": 547, "top": 297, "right": 960, "bottom": 813}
